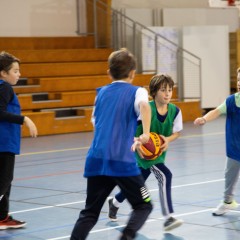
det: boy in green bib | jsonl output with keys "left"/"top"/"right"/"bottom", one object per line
{"left": 108, "top": 74, "right": 183, "bottom": 231}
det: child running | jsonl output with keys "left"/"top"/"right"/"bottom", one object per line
{"left": 70, "top": 48, "right": 152, "bottom": 240}
{"left": 194, "top": 67, "right": 240, "bottom": 216}
{"left": 108, "top": 74, "right": 183, "bottom": 231}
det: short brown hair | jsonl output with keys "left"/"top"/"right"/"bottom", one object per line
{"left": 0, "top": 51, "right": 20, "bottom": 73}
{"left": 149, "top": 74, "right": 175, "bottom": 99}
{"left": 108, "top": 48, "right": 136, "bottom": 80}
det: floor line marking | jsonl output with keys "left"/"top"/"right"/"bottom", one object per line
{"left": 14, "top": 170, "right": 83, "bottom": 181}
{"left": 10, "top": 178, "right": 224, "bottom": 214}
{"left": 10, "top": 200, "right": 86, "bottom": 214}
{"left": 19, "top": 147, "right": 89, "bottom": 156}
{"left": 46, "top": 208, "right": 215, "bottom": 240}
{"left": 19, "top": 132, "right": 224, "bottom": 157}
{"left": 180, "top": 131, "right": 224, "bottom": 139}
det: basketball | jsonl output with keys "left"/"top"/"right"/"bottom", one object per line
{"left": 141, "top": 132, "right": 164, "bottom": 160}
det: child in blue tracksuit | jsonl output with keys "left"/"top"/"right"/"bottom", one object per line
{"left": 194, "top": 67, "right": 240, "bottom": 216}
{"left": 0, "top": 51, "right": 37, "bottom": 230}
{"left": 70, "top": 48, "right": 152, "bottom": 240}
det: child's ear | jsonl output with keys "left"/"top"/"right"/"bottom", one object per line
{"left": 129, "top": 70, "right": 136, "bottom": 80}
{"left": 107, "top": 69, "right": 112, "bottom": 79}
{"left": 0, "top": 70, "right": 7, "bottom": 78}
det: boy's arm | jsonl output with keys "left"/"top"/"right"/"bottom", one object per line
{"left": 160, "top": 107, "right": 182, "bottom": 152}
{"left": 0, "top": 83, "right": 24, "bottom": 124}
{"left": 160, "top": 132, "right": 180, "bottom": 153}
{"left": 194, "top": 108, "right": 221, "bottom": 125}
{"left": 165, "top": 132, "right": 180, "bottom": 143}
{"left": 164, "top": 108, "right": 182, "bottom": 144}
{"left": 138, "top": 101, "right": 151, "bottom": 143}
{"left": 132, "top": 100, "right": 151, "bottom": 153}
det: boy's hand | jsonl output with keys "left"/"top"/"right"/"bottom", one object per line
{"left": 131, "top": 137, "right": 141, "bottom": 151}
{"left": 131, "top": 132, "right": 150, "bottom": 152}
{"left": 24, "top": 116, "right": 38, "bottom": 137}
{"left": 194, "top": 117, "right": 206, "bottom": 125}
{"left": 138, "top": 133, "right": 150, "bottom": 144}
{"left": 131, "top": 137, "right": 145, "bottom": 158}
{"left": 160, "top": 135, "right": 168, "bottom": 152}
{"left": 131, "top": 132, "right": 149, "bottom": 153}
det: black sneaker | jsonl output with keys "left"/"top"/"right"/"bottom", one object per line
{"left": 119, "top": 234, "right": 133, "bottom": 240}
{"left": 163, "top": 217, "right": 183, "bottom": 231}
{"left": 108, "top": 197, "right": 119, "bottom": 222}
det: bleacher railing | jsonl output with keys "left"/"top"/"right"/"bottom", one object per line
{"left": 76, "top": 0, "right": 201, "bottom": 101}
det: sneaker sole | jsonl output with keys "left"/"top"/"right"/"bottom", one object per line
{"left": 108, "top": 216, "right": 118, "bottom": 222}
{"left": 212, "top": 208, "right": 238, "bottom": 216}
{"left": 212, "top": 212, "right": 227, "bottom": 216}
{"left": 212, "top": 201, "right": 239, "bottom": 217}
{"left": 107, "top": 197, "right": 118, "bottom": 222}
{"left": 0, "top": 223, "right": 26, "bottom": 230}
{"left": 164, "top": 220, "right": 183, "bottom": 231}
{"left": 212, "top": 207, "right": 238, "bottom": 216}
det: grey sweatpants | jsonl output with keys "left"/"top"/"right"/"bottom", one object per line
{"left": 224, "top": 157, "right": 240, "bottom": 203}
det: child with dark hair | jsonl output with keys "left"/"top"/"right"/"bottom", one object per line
{"left": 0, "top": 51, "right": 37, "bottom": 230}
{"left": 70, "top": 48, "right": 152, "bottom": 240}
{"left": 108, "top": 74, "right": 183, "bottom": 231}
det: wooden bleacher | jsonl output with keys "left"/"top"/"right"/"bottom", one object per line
{"left": 0, "top": 36, "right": 95, "bottom": 49}
{"left": 229, "top": 30, "right": 239, "bottom": 93}
{"left": 0, "top": 36, "right": 202, "bottom": 137}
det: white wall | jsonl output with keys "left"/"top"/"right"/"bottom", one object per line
{"left": 112, "top": 0, "right": 209, "bottom": 9}
{"left": 141, "top": 25, "right": 230, "bottom": 108}
{"left": 182, "top": 26, "right": 230, "bottom": 108}
{"left": 123, "top": 9, "right": 153, "bottom": 26}
{"left": 0, "top": 0, "right": 238, "bottom": 37}
{"left": 123, "top": 8, "right": 239, "bottom": 33}
{"left": 162, "top": 8, "right": 239, "bottom": 32}
{"left": 0, "top": 0, "right": 77, "bottom": 36}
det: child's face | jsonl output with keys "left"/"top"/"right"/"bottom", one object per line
{"left": 155, "top": 84, "right": 173, "bottom": 105}
{"left": 1, "top": 62, "right": 21, "bottom": 85}
{"left": 237, "top": 72, "right": 240, "bottom": 92}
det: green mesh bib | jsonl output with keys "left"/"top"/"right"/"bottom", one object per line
{"left": 136, "top": 101, "right": 177, "bottom": 169}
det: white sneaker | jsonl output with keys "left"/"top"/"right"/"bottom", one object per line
{"left": 212, "top": 200, "right": 238, "bottom": 216}
{"left": 163, "top": 217, "right": 183, "bottom": 231}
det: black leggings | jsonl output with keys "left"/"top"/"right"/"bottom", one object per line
{"left": 70, "top": 175, "right": 153, "bottom": 240}
{"left": 0, "top": 152, "right": 15, "bottom": 220}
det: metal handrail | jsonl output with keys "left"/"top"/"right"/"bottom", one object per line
{"left": 76, "top": 0, "right": 201, "bottom": 101}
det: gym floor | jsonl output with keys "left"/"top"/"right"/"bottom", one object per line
{"left": 0, "top": 116, "right": 240, "bottom": 240}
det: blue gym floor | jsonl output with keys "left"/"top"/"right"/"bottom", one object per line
{"left": 0, "top": 116, "right": 240, "bottom": 240}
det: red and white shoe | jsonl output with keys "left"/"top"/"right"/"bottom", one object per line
{"left": 0, "top": 216, "right": 26, "bottom": 230}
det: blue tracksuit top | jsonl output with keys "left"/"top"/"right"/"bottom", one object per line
{"left": 84, "top": 82, "right": 141, "bottom": 177}
{"left": 226, "top": 94, "right": 240, "bottom": 161}
{"left": 0, "top": 80, "right": 21, "bottom": 154}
